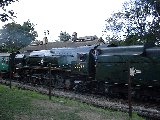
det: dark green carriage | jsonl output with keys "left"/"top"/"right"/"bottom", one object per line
{"left": 0, "top": 53, "right": 16, "bottom": 79}
{"left": 0, "top": 53, "right": 10, "bottom": 72}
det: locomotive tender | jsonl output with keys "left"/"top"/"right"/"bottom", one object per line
{"left": 1, "top": 42, "right": 160, "bottom": 99}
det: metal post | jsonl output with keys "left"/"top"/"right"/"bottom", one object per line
{"left": 10, "top": 69, "right": 11, "bottom": 89}
{"left": 9, "top": 56, "right": 12, "bottom": 89}
{"left": 127, "top": 61, "right": 132, "bottom": 118}
{"left": 49, "top": 63, "right": 51, "bottom": 100}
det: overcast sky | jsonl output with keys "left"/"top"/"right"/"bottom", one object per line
{"left": 0, "top": 0, "right": 130, "bottom": 42}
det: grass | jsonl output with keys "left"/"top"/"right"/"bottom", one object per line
{"left": 0, "top": 84, "right": 144, "bottom": 120}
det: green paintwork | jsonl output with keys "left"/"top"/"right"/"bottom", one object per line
{"left": 0, "top": 53, "right": 10, "bottom": 72}
{"left": 28, "top": 57, "right": 42, "bottom": 66}
{"left": 43, "top": 56, "right": 58, "bottom": 66}
{"left": 96, "top": 45, "right": 160, "bottom": 86}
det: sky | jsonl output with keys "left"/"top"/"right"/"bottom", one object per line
{"left": 0, "top": 0, "right": 130, "bottom": 42}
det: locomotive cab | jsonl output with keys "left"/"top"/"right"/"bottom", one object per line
{"left": 72, "top": 52, "right": 88, "bottom": 74}
{"left": 71, "top": 45, "right": 98, "bottom": 77}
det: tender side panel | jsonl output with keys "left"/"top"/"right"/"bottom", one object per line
{"left": 97, "top": 54, "right": 160, "bottom": 86}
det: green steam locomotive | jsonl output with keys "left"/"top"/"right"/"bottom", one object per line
{"left": 1, "top": 42, "right": 160, "bottom": 99}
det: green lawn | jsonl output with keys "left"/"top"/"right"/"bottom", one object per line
{"left": 0, "top": 84, "right": 144, "bottom": 120}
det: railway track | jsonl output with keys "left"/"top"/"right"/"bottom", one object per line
{"left": 0, "top": 78, "right": 160, "bottom": 119}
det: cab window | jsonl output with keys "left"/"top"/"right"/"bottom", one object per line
{"left": 6, "top": 58, "right": 8, "bottom": 64}
{"left": 2, "top": 58, "right": 5, "bottom": 64}
{"left": 80, "top": 53, "right": 86, "bottom": 62}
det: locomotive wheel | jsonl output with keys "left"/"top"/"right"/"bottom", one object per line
{"left": 43, "top": 77, "right": 49, "bottom": 86}
{"left": 55, "top": 75, "right": 65, "bottom": 88}
{"left": 65, "top": 79, "right": 71, "bottom": 89}
{"left": 26, "top": 75, "right": 32, "bottom": 83}
{"left": 49, "top": 75, "right": 56, "bottom": 87}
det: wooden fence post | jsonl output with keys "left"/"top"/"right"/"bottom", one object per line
{"left": 49, "top": 63, "right": 51, "bottom": 100}
{"left": 127, "top": 61, "right": 132, "bottom": 118}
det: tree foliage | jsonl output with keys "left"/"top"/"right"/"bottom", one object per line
{"left": 59, "top": 31, "right": 71, "bottom": 41}
{"left": 104, "top": 0, "right": 159, "bottom": 45}
{"left": 0, "top": 20, "right": 38, "bottom": 53}
{"left": 0, "top": 0, "right": 18, "bottom": 22}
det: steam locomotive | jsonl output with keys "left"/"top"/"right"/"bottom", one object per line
{"left": 0, "top": 42, "right": 160, "bottom": 99}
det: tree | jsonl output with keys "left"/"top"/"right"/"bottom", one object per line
{"left": 143, "top": 0, "right": 160, "bottom": 45}
{"left": 104, "top": 12, "right": 125, "bottom": 42}
{"left": 122, "top": 34, "right": 142, "bottom": 46}
{"left": 59, "top": 31, "right": 71, "bottom": 41}
{"left": 0, "top": 0, "right": 18, "bottom": 22}
{"left": 0, "top": 20, "right": 38, "bottom": 52}
{"left": 103, "top": 0, "right": 159, "bottom": 45}
{"left": 122, "top": 0, "right": 159, "bottom": 44}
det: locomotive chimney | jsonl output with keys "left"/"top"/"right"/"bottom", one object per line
{"left": 43, "top": 37, "right": 48, "bottom": 45}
